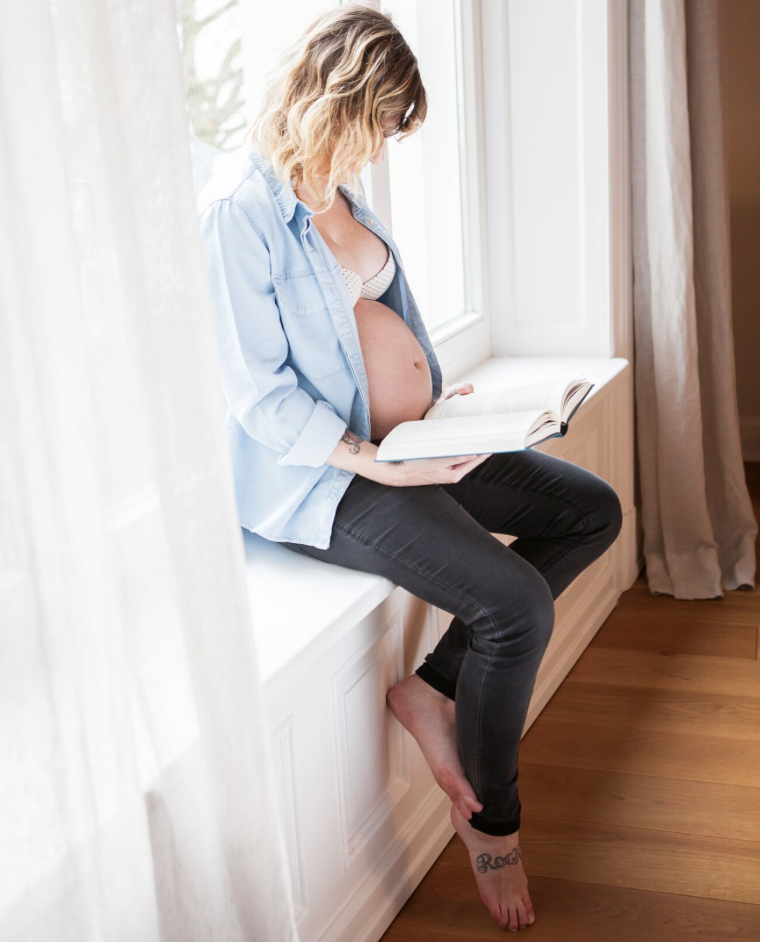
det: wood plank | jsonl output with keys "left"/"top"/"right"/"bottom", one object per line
{"left": 515, "top": 817, "right": 760, "bottom": 906}
{"left": 611, "top": 580, "right": 758, "bottom": 622}
{"left": 592, "top": 615, "right": 758, "bottom": 659}
{"left": 520, "top": 717, "right": 760, "bottom": 787}
{"left": 565, "top": 647, "right": 760, "bottom": 700}
{"left": 517, "top": 762, "right": 760, "bottom": 843}
{"left": 539, "top": 680, "right": 760, "bottom": 741}
{"left": 381, "top": 870, "right": 760, "bottom": 942}
{"left": 430, "top": 819, "right": 760, "bottom": 908}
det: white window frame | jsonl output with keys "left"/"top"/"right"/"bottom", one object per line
{"left": 365, "top": 0, "right": 493, "bottom": 380}
{"left": 479, "top": 0, "right": 631, "bottom": 362}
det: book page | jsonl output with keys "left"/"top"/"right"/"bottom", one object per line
{"left": 425, "top": 378, "right": 569, "bottom": 421}
{"left": 376, "top": 410, "right": 557, "bottom": 462}
{"left": 380, "top": 409, "right": 549, "bottom": 446}
{"left": 561, "top": 379, "right": 592, "bottom": 422}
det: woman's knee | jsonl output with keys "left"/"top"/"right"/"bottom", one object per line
{"left": 479, "top": 565, "right": 556, "bottom": 652}
{"left": 522, "top": 570, "right": 556, "bottom": 649}
{"left": 587, "top": 478, "right": 624, "bottom": 548}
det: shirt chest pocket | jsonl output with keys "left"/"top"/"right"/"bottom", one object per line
{"left": 272, "top": 271, "right": 350, "bottom": 381}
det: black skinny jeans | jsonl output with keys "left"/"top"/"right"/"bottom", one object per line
{"left": 279, "top": 448, "right": 623, "bottom": 836}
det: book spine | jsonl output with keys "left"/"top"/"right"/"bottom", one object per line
{"left": 527, "top": 430, "right": 564, "bottom": 450}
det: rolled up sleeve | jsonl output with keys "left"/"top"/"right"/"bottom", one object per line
{"left": 199, "top": 197, "right": 347, "bottom": 468}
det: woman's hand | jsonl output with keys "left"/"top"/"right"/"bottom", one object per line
{"left": 376, "top": 451, "right": 493, "bottom": 487}
{"left": 433, "top": 380, "right": 475, "bottom": 406}
{"left": 363, "top": 379, "right": 489, "bottom": 487}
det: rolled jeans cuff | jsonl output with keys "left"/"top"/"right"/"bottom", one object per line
{"left": 468, "top": 809, "right": 522, "bottom": 837}
{"left": 415, "top": 661, "right": 457, "bottom": 701}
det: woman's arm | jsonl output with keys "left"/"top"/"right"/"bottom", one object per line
{"left": 325, "top": 426, "right": 491, "bottom": 487}
{"left": 199, "top": 197, "right": 348, "bottom": 468}
{"left": 325, "top": 428, "right": 380, "bottom": 476}
{"left": 323, "top": 382, "right": 478, "bottom": 476}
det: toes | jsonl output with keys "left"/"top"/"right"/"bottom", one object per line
{"left": 522, "top": 894, "right": 535, "bottom": 924}
{"left": 515, "top": 899, "right": 530, "bottom": 929}
{"left": 496, "top": 902, "right": 524, "bottom": 931}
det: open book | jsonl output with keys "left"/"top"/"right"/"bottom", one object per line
{"left": 374, "top": 374, "right": 594, "bottom": 462}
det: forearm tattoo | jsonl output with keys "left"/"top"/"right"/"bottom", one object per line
{"left": 476, "top": 847, "right": 521, "bottom": 873}
{"left": 341, "top": 430, "right": 365, "bottom": 455}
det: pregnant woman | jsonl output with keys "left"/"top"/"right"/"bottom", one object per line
{"left": 198, "top": 4, "right": 623, "bottom": 933}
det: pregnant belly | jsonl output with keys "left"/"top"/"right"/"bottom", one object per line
{"left": 353, "top": 298, "right": 433, "bottom": 441}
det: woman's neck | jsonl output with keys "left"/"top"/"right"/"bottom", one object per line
{"left": 295, "top": 180, "right": 344, "bottom": 215}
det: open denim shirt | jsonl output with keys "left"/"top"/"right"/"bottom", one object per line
{"left": 197, "top": 147, "right": 443, "bottom": 550}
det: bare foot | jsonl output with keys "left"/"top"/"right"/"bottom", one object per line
{"left": 450, "top": 802, "right": 536, "bottom": 931}
{"left": 387, "top": 674, "right": 483, "bottom": 819}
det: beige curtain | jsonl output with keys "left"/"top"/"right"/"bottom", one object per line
{"left": 629, "top": 0, "right": 757, "bottom": 599}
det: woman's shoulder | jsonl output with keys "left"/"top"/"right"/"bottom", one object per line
{"left": 196, "top": 147, "right": 282, "bottom": 236}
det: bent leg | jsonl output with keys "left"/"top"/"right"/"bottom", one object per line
{"left": 446, "top": 449, "right": 624, "bottom": 596}
{"left": 416, "top": 449, "right": 624, "bottom": 701}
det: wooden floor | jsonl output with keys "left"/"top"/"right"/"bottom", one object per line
{"left": 381, "top": 463, "right": 760, "bottom": 941}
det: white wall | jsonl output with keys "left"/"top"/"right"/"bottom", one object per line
{"left": 481, "top": 0, "right": 630, "bottom": 361}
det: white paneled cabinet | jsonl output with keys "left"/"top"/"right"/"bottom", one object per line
{"left": 262, "top": 589, "right": 452, "bottom": 942}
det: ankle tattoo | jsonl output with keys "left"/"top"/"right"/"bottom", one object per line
{"left": 476, "top": 847, "right": 521, "bottom": 872}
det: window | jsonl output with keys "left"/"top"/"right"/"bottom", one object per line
{"left": 179, "top": 0, "right": 248, "bottom": 152}
{"left": 178, "top": 0, "right": 251, "bottom": 193}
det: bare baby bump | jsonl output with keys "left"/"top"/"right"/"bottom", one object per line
{"left": 354, "top": 298, "right": 432, "bottom": 441}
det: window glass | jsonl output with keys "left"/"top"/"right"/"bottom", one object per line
{"left": 178, "top": 0, "right": 250, "bottom": 193}
{"left": 382, "top": 0, "right": 468, "bottom": 333}
{"left": 178, "top": 0, "right": 247, "bottom": 152}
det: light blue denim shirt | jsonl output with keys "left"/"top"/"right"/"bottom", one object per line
{"left": 197, "top": 146, "right": 443, "bottom": 550}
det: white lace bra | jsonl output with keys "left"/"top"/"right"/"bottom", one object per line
{"left": 341, "top": 247, "right": 396, "bottom": 307}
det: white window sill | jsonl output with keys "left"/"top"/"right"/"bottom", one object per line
{"left": 243, "top": 354, "right": 630, "bottom": 687}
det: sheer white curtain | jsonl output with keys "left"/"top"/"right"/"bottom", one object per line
{"left": 0, "top": 2, "right": 298, "bottom": 940}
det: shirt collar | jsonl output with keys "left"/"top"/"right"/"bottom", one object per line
{"left": 245, "top": 146, "right": 362, "bottom": 223}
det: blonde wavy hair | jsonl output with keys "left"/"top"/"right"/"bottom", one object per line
{"left": 248, "top": 2, "right": 427, "bottom": 214}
